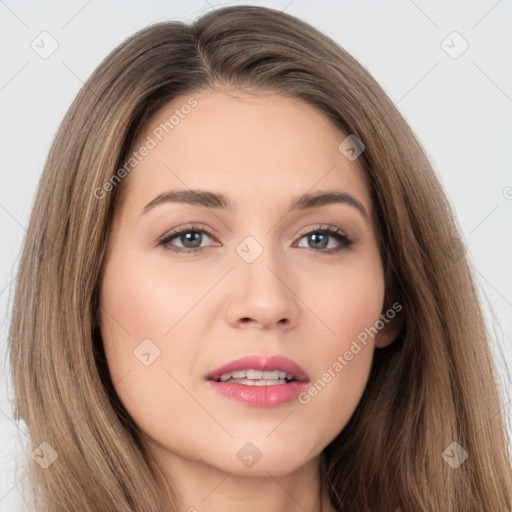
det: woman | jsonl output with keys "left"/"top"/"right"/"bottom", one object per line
{"left": 8, "top": 5, "right": 512, "bottom": 511}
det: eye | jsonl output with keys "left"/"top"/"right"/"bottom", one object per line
{"left": 158, "top": 224, "right": 218, "bottom": 253}
{"left": 295, "top": 225, "right": 354, "bottom": 253}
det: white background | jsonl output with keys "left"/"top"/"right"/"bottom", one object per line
{"left": 1, "top": 1, "right": 511, "bottom": 510}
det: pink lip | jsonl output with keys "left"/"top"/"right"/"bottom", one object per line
{"left": 205, "top": 354, "right": 310, "bottom": 408}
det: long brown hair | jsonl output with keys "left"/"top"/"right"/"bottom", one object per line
{"left": 8, "top": 5, "right": 512, "bottom": 511}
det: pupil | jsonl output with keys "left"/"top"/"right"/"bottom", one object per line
{"left": 309, "top": 233, "right": 327, "bottom": 249}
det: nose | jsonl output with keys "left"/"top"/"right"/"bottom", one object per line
{"left": 224, "top": 244, "right": 300, "bottom": 330}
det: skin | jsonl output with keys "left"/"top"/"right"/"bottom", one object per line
{"left": 98, "top": 88, "right": 398, "bottom": 512}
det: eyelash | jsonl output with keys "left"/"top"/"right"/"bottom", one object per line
{"left": 157, "top": 223, "right": 354, "bottom": 255}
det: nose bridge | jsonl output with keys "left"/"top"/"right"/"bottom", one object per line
{"left": 236, "top": 232, "right": 288, "bottom": 296}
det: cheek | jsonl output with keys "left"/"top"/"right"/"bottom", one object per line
{"left": 100, "top": 252, "right": 204, "bottom": 339}
{"left": 303, "top": 251, "right": 385, "bottom": 348}
{"left": 97, "top": 253, "right": 208, "bottom": 426}
{"left": 298, "top": 254, "right": 384, "bottom": 427}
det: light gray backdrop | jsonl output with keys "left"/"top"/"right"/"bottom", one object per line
{"left": 1, "top": 1, "right": 511, "bottom": 510}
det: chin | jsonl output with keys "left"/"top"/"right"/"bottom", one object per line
{"left": 205, "top": 437, "right": 322, "bottom": 477}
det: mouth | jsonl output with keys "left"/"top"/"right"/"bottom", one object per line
{"left": 205, "top": 354, "right": 310, "bottom": 384}
{"left": 205, "top": 354, "right": 310, "bottom": 407}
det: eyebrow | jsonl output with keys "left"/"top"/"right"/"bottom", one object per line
{"left": 141, "top": 189, "right": 368, "bottom": 218}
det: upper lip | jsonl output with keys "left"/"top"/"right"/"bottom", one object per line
{"left": 206, "top": 354, "right": 310, "bottom": 382}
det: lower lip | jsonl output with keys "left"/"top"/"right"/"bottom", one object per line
{"left": 206, "top": 380, "right": 309, "bottom": 407}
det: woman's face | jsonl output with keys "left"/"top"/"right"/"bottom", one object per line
{"left": 98, "top": 89, "right": 396, "bottom": 478}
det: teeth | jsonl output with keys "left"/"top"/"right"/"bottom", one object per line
{"left": 217, "top": 369, "right": 295, "bottom": 383}
{"left": 225, "top": 378, "right": 287, "bottom": 386}
{"left": 247, "top": 370, "right": 263, "bottom": 379}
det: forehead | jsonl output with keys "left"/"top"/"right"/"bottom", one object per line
{"left": 119, "top": 89, "right": 372, "bottom": 218}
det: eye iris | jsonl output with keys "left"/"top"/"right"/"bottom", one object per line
{"left": 309, "top": 233, "right": 328, "bottom": 249}
{"left": 181, "top": 231, "right": 202, "bottom": 248}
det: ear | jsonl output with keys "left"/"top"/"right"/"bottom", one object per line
{"left": 374, "top": 313, "right": 402, "bottom": 348}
